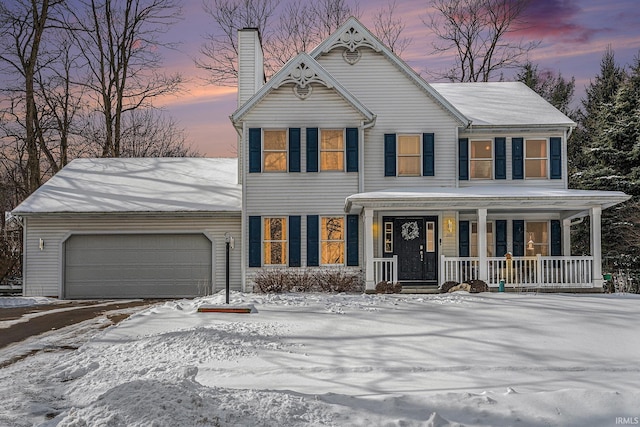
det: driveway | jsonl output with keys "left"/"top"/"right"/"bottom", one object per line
{"left": 0, "top": 300, "right": 160, "bottom": 350}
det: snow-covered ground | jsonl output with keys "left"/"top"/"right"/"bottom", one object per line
{"left": 1, "top": 291, "right": 639, "bottom": 426}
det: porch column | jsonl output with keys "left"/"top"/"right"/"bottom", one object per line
{"left": 562, "top": 218, "right": 572, "bottom": 256}
{"left": 477, "top": 208, "right": 488, "bottom": 281}
{"left": 591, "top": 206, "right": 604, "bottom": 287}
{"left": 364, "top": 208, "right": 375, "bottom": 291}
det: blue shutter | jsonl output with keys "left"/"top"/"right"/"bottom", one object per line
{"left": 551, "top": 220, "right": 561, "bottom": 256}
{"left": 459, "top": 220, "right": 470, "bottom": 257}
{"left": 249, "top": 128, "right": 261, "bottom": 173}
{"left": 495, "top": 137, "right": 506, "bottom": 180}
{"left": 459, "top": 138, "right": 469, "bottom": 180}
{"left": 306, "top": 128, "right": 318, "bottom": 172}
{"left": 384, "top": 134, "right": 396, "bottom": 176}
{"left": 422, "top": 133, "right": 435, "bottom": 176}
{"left": 249, "top": 216, "right": 261, "bottom": 267}
{"left": 307, "top": 215, "right": 319, "bottom": 266}
{"left": 346, "top": 214, "right": 359, "bottom": 266}
{"left": 496, "top": 220, "right": 507, "bottom": 257}
{"left": 512, "top": 137, "right": 524, "bottom": 179}
{"left": 289, "top": 216, "right": 301, "bottom": 266}
{"left": 513, "top": 220, "right": 525, "bottom": 256}
{"left": 289, "top": 128, "right": 300, "bottom": 173}
{"left": 550, "top": 137, "right": 562, "bottom": 179}
{"left": 346, "top": 128, "right": 358, "bottom": 172}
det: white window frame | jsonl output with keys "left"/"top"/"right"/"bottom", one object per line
{"left": 524, "top": 138, "right": 548, "bottom": 179}
{"left": 396, "top": 134, "right": 422, "bottom": 177}
{"left": 469, "top": 139, "right": 493, "bottom": 180}
{"left": 262, "top": 129, "right": 288, "bottom": 172}
{"left": 320, "top": 216, "right": 345, "bottom": 266}
{"left": 263, "top": 216, "right": 287, "bottom": 265}
{"left": 319, "top": 129, "right": 345, "bottom": 172}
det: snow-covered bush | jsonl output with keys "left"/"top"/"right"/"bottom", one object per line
{"left": 253, "top": 268, "right": 363, "bottom": 293}
{"left": 375, "top": 281, "right": 402, "bottom": 294}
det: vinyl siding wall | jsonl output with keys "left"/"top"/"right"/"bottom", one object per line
{"left": 22, "top": 214, "right": 241, "bottom": 298}
{"left": 316, "top": 48, "right": 461, "bottom": 190}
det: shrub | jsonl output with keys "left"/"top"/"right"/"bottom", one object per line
{"left": 439, "top": 281, "right": 459, "bottom": 293}
{"left": 253, "top": 268, "right": 363, "bottom": 293}
{"left": 468, "top": 279, "right": 489, "bottom": 293}
{"left": 375, "top": 281, "right": 402, "bottom": 294}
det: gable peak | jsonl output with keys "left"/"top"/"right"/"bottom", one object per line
{"left": 272, "top": 54, "right": 333, "bottom": 100}
{"left": 318, "top": 17, "right": 381, "bottom": 64}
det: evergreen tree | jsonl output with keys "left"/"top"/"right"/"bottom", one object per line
{"left": 571, "top": 48, "right": 640, "bottom": 278}
{"left": 515, "top": 61, "right": 576, "bottom": 118}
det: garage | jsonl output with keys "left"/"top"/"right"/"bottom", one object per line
{"left": 64, "top": 233, "right": 213, "bottom": 299}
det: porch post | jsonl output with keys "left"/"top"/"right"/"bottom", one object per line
{"left": 591, "top": 206, "right": 604, "bottom": 287}
{"left": 562, "top": 218, "right": 571, "bottom": 256}
{"left": 364, "top": 208, "right": 375, "bottom": 291}
{"left": 477, "top": 208, "right": 488, "bottom": 281}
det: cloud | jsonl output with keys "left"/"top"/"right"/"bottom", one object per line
{"left": 514, "top": 0, "right": 600, "bottom": 43}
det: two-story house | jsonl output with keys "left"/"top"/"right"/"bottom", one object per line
{"left": 12, "top": 18, "right": 629, "bottom": 298}
{"left": 231, "top": 17, "right": 629, "bottom": 293}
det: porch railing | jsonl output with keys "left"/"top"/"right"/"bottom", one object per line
{"left": 373, "top": 256, "right": 398, "bottom": 284}
{"left": 441, "top": 255, "right": 594, "bottom": 288}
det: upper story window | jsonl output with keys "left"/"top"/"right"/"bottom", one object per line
{"left": 320, "top": 129, "right": 344, "bottom": 171}
{"left": 526, "top": 221, "right": 548, "bottom": 256}
{"left": 263, "top": 217, "right": 287, "bottom": 265}
{"left": 263, "top": 130, "right": 287, "bottom": 172}
{"left": 470, "top": 140, "right": 493, "bottom": 179}
{"left": 525, "top": 139, "right": 547, "bottom": 178}
{"left": 397, "top": 135, "right": 421, "bottom": 176}
{"left": 321, "top": 216, "right": 345, "bottom": 265}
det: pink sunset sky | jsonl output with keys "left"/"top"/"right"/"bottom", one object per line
{"left": 156, "top": 0, "right": 640, "bottom": 157}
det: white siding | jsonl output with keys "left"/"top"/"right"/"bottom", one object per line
{"left": 22, "top": 214, "right": 241, "bottom": 298}
{"left": 316, "top": 48, "right": 462, "bottom": 190}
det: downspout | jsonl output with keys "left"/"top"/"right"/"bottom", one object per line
{"left": 359, "top": 117, "right": 376, "bottom": 194}
{"left": 240, "top": 121, "right": 247, "bottom": 292}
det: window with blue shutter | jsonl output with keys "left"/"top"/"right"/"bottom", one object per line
{"left": 459, "top": 138, "right": 469, "bottom": 180}
{"left": 306, "top": 128, "right": 318, "bottom": 172}
{"left": 384, "top": 134, "right": 396, "bottom": 176}
{"left": 422, "top": 133, "right": 435, "bottom": 176}
{"left": 551, "top": 220, "right": 561, "bottom": 256}
{"left": 346, "top": 128, "right": 358, "bottom": 172}
{"left": 289, "top": 128, "right": 300, "bottom": 173}
{"left": 249, "top": 216, "right": 261, "bottom": 267}
{"left": 249, "top": 128, "right": 261, "bottom": 173}
{"left": 459, "top": 220, "right": 470, "bottom": 257}
{"left": 496, "top": 220, "right": 507, "bottom": 257}
{"left": 289, "top": 216, "right": 301, "bottom": 266}
{"left": 495, "top": 137, "right": 506, "bottom": 180}
{"left": 346, "top": 214, "right": 359, "bottom": 266}
{"left": 512, "top": 138, "right": 524, "bottom": 179}
{"left": 307, "top": 215, "right": 319, "bottom": 266}
{"left": 550, "top": 137, "right": 562, "bottom": 179}
{"left": 512, "top": 220, "right": 524, "bottom": 256}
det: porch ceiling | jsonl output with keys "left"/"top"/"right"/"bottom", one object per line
{"left": 345, "top": 186, "right": 630, "bottom": 213}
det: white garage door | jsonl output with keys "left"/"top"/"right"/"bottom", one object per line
{"left": 64, "top": 233, "right": 212, "bottom": 299}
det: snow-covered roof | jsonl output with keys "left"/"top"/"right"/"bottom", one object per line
{"left": 12, "top": 158, "right": 241, "bottom": 215}
{"left": 431, "top": 82, "right": 576, "bottom": 128}
{"left": 345, "top": 185, "right": 630, "bottom": 213}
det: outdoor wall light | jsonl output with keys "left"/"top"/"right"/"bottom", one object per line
{"left": 39, "top": 238, "right": 44, "bottom": 250}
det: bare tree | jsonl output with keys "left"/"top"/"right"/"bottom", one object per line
{"left": 68, "top": 0, "right": 184, "bottom": 157}
{"left": 198, "top": 0, "right": 359, "bottom": 86}
{"left": 197, "top": 0, "right": 277, "bottom": 86}
{"left": 372, "top": 0, "right": 411, "bottom": 55}
{"left": 425, "top": 0, "right": 538, "bottom": 82}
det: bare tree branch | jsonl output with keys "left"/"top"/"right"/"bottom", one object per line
{"left": 372, "top": 0, "right": 411, "bottom": 55}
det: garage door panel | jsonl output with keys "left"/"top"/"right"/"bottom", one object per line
{"left": 64, "top": 234, "right": 212, "bottom": 299}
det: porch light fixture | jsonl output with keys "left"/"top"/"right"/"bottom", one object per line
{"left": 39, "top": 238, "right": 44, "bottom": 251}
{"left": 445, "top": 217, "right": 455, "bottom": 236}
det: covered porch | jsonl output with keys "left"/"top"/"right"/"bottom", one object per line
{"left": 345, "top": 186, "right": 630, "bottom": 291}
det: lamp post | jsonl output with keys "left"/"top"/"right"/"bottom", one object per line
{"left": 224, "top": 232, "right": 234, "bottom": 304}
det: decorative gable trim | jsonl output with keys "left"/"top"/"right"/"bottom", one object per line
{"left": 322, "top": 25, "right": 381, "bottom": 65}
{"left": 231, "top": 52, "right": 375, "bottom": 126}
{"left": 310, "top": 17, "right": 470, "bottom": 127}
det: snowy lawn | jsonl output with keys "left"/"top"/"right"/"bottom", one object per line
{"left": 1, "top": 291, "right": 639, "bottom": 426}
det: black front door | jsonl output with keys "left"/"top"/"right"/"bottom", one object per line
{"left": 385, "top": 216, "right": 438, "bottom": 284}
